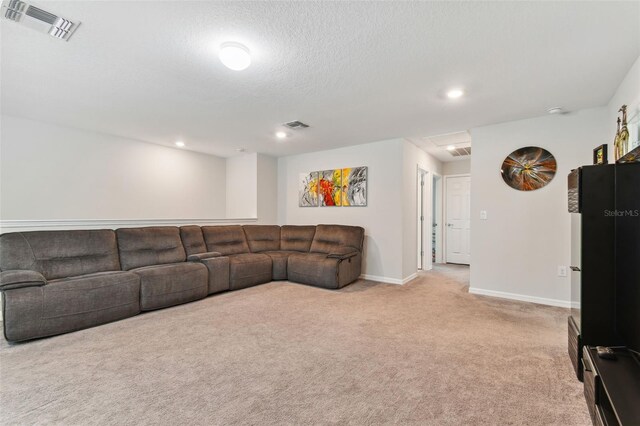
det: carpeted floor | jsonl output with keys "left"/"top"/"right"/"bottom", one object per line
{"left": 0, "top": 265, "right": 589, "bottom": 425}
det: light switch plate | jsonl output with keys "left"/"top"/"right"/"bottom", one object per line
{"left": 558, "top": 266, "right": 567, "bottom": 277}
{"left": 480, "top": 210, "right": 488, "bottom": 220}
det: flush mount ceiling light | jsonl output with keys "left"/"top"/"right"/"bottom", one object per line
{"left": 446, "top": 89, "right": 464, "bottom": 99}
{"left": 275, "top": 131, "right": 287, "bottom": 139}
{"left": 219, "top": 42, "right": 251, "bottom": 71}
{"left": 547, "top": 107, "right": 564, "bottom": 115}
{"left": 1, "top": 0, "right": 80, "bottom": 41}
{"left": 175, "top": 141, "right": 185, "bottom": 147}
{"left": 447, "top": 145, "right": 456, "bottom": 151}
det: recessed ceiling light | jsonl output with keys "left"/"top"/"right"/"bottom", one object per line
{"left": 275, "top": 131, "right": 287, "bottom": 139}
{"left": 446, "top": 89, "right": 464, "bottom": 99}
{"left": 447, "top": 145, "right": 456, "bottom": 151}
{"left": 219, "top": 42, "right": 251, "bottom": 71}
{"left": 175, "top": 141, "right": 185, "bottom": 147}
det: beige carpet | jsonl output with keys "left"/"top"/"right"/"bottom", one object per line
{"left": 0, "top": 265, "right": 589, "bottom": 425}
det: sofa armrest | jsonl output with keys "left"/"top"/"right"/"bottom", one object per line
{"left": 187, "top": 252, "right": 222, "bottom": 261}
{"left": 0, "top": 270, "right": 47, "bottom": 291}
{"left": 327, "top": 247, "right": 359, "bottom": 260}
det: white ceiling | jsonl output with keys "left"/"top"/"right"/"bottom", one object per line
{"left": 2, "top": 1, "right": 639, "bottom": 159}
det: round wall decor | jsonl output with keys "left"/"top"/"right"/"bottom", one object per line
{"left": 501, "top": 146, "right": 557, "bottom": 191}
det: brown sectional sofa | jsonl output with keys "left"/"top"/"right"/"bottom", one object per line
{"left": 0, "top": 224, "right": 364, "bottom": 342}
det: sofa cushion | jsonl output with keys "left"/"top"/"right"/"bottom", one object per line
{"left": 131, "top": 262, "right": 208, "bottom": 311}
{"left": 0, "top": 230, "right": 121, "bottom": 281}
{"left": 262, "top": 251, "right": 298, "bottom": 280}
{"left": 201, "top": 226, "right": 250, "bottom": 256}
{"left": 228, "top": 253, "right": 272, "bottom": 290}
{"left": 179, "top": 226, "right": 207, "bottom": 256}
{"left": 287, "top": 252, "right": 362, "bottom": 289}
{"left": 116, "top": 227, "right": 186, "bottom": 271}
{"left": 280, "top": 225, "right": 316, "bottom": 252}
{"left": 2, "top": 271, "right": 140, "bottom": 342}
{"left": 309, "top": 225, "right": 364, "bottom": 254}
{"left": 243, "top": 225, "right": 281, "bottom": 253}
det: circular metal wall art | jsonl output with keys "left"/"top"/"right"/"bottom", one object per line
{"left": 501, "top": 146, "right": 557, "bottom": 191}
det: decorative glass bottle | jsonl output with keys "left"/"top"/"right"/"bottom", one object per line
{"left": 614, "top": 117, "right": 622, "bottom": 161}
{"left": 618, "top": 105, "right": 629, "bottom": 160}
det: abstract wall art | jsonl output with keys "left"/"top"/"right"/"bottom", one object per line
{"left": 319, "top": 169, "right": 342, "bottom": 206}
{"left": 341, "top": 166, "right": 368, "bottom": 206}
{"left": 298, "top": 172, "right": 319, "bottom": 207}
{"left": 500, "top": 146, "right": 557, "bottom": 191}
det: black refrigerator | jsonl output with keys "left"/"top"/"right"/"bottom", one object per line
{"left": 567, "top": 162, "right": 640, "bottom": 381}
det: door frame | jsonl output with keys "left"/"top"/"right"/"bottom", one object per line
{"left": 417, "top": 167, "right": 430, "bottom": 270}
{"left": 444, "top": 173, "right": 471, "bottom": 264}
{"left": 432, "top": 173, "right": 443, "bottom": 264}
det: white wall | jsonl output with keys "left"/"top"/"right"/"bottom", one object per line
{"left": 225, "top": 152, "right": 278, "bottom": 222}
{"left": 257, "top": 154, "right": 278, "bottom": 224}
{"left": 402, "top": 141, "right": 443, "bottom": 278}
{"left": 469, "top": 107, "right": 609, "bottom": 306}
{"left": 442, "top": 159, "right": 471, "bottom": 175}
{"left": 0, "top": 115, "right": 227, "bottom": 221}
{"left": 278, "top": 139, "right": 405, "bottom": 282}
{"left": 225, "top": 153, "right": 258, "bottom": 219}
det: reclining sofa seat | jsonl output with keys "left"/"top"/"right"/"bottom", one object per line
{"left": 287, "top": 224, "right": 365, "bottom": 289}
{"left": 242, "top": 225, "right": 315, "bottom": 280}
{"left": 0, "top": 230, "right": 140, "bottom": 342}
{"left": 197, "top": 225, "right": 272, "bottom": 290}
{"left": 258, "top": 225, "right": 317, "bottom": 280}
{"left": 116, "top": 227, "right": 208, "bottom": 311}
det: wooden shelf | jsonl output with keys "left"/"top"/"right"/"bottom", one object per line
{"left": 585, "top": 347, "right": 640, "bottom": 425}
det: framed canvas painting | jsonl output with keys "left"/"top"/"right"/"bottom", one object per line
{"left": 298, "top": 172, "right": 319, "bottom": 207}
{"left": 319, "top": 169, "right": 342, "bottom": 206}
{"left": 342, "top": 166, "right": 367, "bottom": 206}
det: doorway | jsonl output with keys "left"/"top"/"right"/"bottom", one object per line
{"left": 444, "top": 175, "right": 471, "bottom": 265}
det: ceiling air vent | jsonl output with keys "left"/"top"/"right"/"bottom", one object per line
{"left": 284, "top": 120, "right": 310, "bottom": 130}
{"left": 450, "top": 147, "right": 471, "bottom": 157}
{"left": 1, "top": 0, "right": 80, "bottom": 41}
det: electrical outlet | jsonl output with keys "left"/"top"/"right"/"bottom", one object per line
{"left": 480, "top": 210, "right": 488, "bottom": 220}
{"left": 558, "top": 266, "right": 567, "bottom": 277}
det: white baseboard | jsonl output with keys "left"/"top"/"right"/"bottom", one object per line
{"left": 360, "top": 273, "right": 418, "bottom": 285}
{"left": 468, "top": 287, "right": 571, "bottom": 308}
{"left": 0, "top": 218, "right": 258, "bottom": 233}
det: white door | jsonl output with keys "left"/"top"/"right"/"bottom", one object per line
{"left": 445, "top": 176, "right": 471, "bottom": 265}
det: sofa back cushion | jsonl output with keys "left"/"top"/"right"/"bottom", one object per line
{"left": 201, "top": 225, "right": 250, "bottom": 256}
{"left": 280, "top": 225, "right": 316, "bottom": 252}
{"left": 243, "top": 225, "right": 281, "bottom": 253}
{"left": 179, "top": 226, "right": 207, "bottom": 256}
{"left": 0, "top": 230, "right": 121, "bottom": 280}
{"left": 116, "top": 227, "right": 186, "bottom": 270}
{"left": 310, "top": 225, "right": 364, "bottom": 254}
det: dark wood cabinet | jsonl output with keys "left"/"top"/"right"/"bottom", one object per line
{"left": 567, "top": 165, "right": 619, "bottom": 381}
{"left": 614, "top": 162, "right": 640, "bottom": 353}
{"left": 569, "top": 161, "right": 640, "bottom": 426}
{"left": 583, "top": 347, "right": 640, "bottom": 426}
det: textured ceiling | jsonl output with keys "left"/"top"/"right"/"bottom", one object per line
{"left": 2, "top": 1, "right": 639, "bottom": 158}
